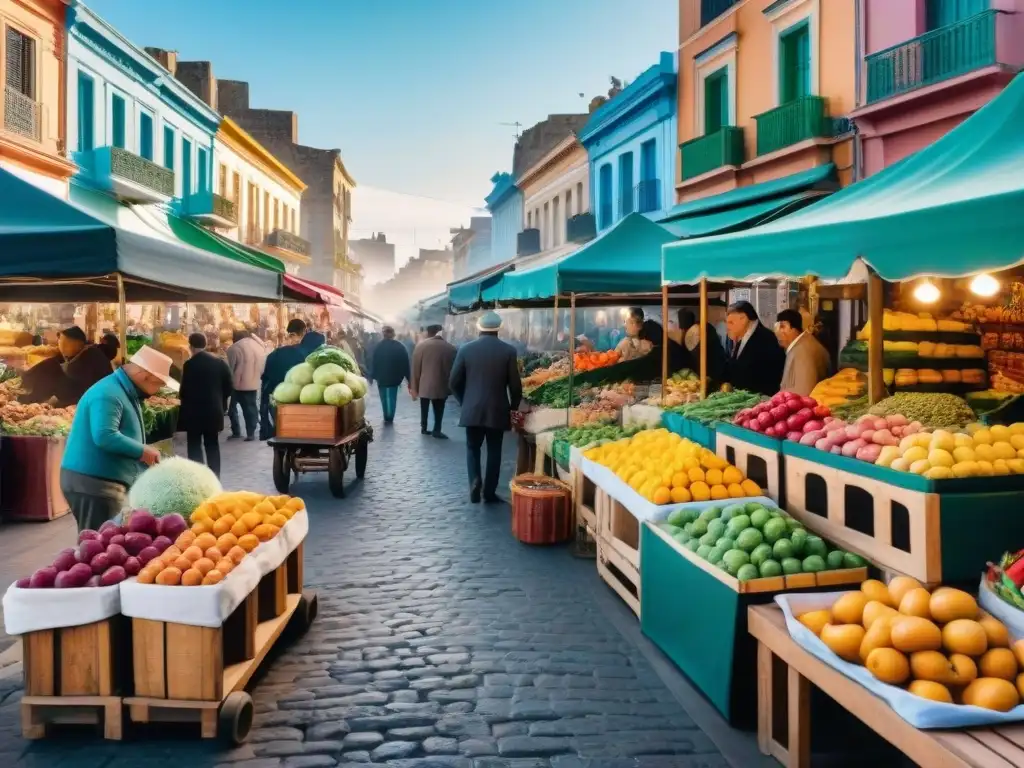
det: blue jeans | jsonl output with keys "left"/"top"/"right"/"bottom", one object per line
{"left": 378, "top": 384, "right": 398, "bottom": 422}
{"left": 229, "top": 390, "right": 259, "bottom": 438}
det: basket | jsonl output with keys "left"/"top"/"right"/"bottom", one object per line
{"left": 509, "top": 474, "right": 573, "bottom": 545}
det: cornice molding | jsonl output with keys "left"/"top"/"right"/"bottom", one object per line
{"left": 517, "top": 135, "right": 582, "bottom": 189}
{"left": 578, "top": 53, "right": 676, "bottom": 147}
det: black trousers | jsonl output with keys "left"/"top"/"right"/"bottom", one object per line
{"left": 420, "top": 398, "right": 446, "bottom": 432}
{"left": 187, "top": 430, "right": 222, "bottom": 477}
{"left": 465, "top": 426, "right": 504, "bottom": 497}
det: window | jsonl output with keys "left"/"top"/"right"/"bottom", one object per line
{"left": 231, "top": 171, "right": 240, "bottom": 205}
{"left": 619, "top": 152, "right": 634, "bottom": 217}
{"left": 77, "top": 72, "right": 95, "bottom": 152}
{"left": 247, "top": 183, "right": 258, "bottom": 240}
{"left": 197, "top": 146, "right": 208, "bottom": 194}
{"left": 641, "top": 140, "right": 657, "bottom": 182}
{"left": 218, "top": 164, "right": 227, "bottom": 196}
{"left": 273, "top": 199, "right": 280, "bottom": 231}
{"left": 926, "top": 0, "right": 987, "bottom": 30}
{"left": 598, "top": 164, "right": 613, "bottom": 228}
{"left": 163, "top": 126, "right": 174, "bottom": 169}
{"left": 111, "top": 94, "right": 126, "bottom": 149}
{"left": 139, "top": 112, "right": 153, "bottom": 161}
{"left": 181, "top": 137, "right": 192, "bottom": 196}
{"left": 543, "top": 201, "right": 549, "bottom": 249}
{"left": 264, "top": 191, "right": 270, "bottom": 232}
{"left": 552, "top": 195, "right": 560, "bottom": 247}
{"left": 565, "top": 189, "right": 572, "bottom": 221}
{"left": 5, "top": 27, "right": 35, "bottom": 99}
{"left": 527, "top": 211, "right": 532, "bottom": 228}
{"left": 704, "top": 67, "right": 729, "bottom": 134}
{"left": 576, "top": 182, "right": 584, "bottom": 214}
{"left": 779, "top": 21, "right": 810, "bottom": 104}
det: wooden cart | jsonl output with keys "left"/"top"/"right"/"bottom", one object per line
{"left": 268, "top": 425, "right": 372, "bottom": 498}
{"left": 124, "top": 543, "right": 316, "bottom": 743}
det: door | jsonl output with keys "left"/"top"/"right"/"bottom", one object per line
{"left": 181, "top": 138, "right": 192, "bottom": 197}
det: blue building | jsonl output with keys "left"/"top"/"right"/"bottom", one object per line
{"left": 484, "top": 172, "right": 522, "bottom": 268}
{"left": 579, "top": 52, "right": 677, "bottom": 232}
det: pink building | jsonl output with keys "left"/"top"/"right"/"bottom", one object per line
{"left": 853, "top": 0, "right": 1024, "bottom": 177}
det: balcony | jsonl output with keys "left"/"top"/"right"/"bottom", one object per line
{"left": 634, "top": 179, "right": 662, "bottom": 214}
{"left": 266, "top": 228, "right": 311, "bottom": 258}
{"left": 80, "top": 146, "right": 174, "bottom": 203}
{"left": 180, "top": 190, "right": 237, "bottom": 229}
{"left": 754, "top": 96, "right": 829, "bottom": 156}
{"left": 566, "top": 212, "right": 596, "bottom": 243}
{"left": 865, "top": 10, "right": 999, "bottom": 104}
{"left": 701, "top": 0, "right": 738, "bottom": 27}
{"left": 517, "top": 228, "right": 541, "bottom": 256}
{"left": 2, "top": 87, "right": 41, "bottom": 141}
{"left": 680, "top": 127, "right": 745, "bottom": 181}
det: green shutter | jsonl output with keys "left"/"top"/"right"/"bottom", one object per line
{"left": 77, "top": 72, "right": 94, "bottom": 152}
{"left": 139, "top": 113, "right": 153, "bottom": 160}
{"left": 704, "top": 68, "right": 728, "bottom": 134}
{"left": 181, "top": 138, "right": 192, "bottom": 196}
{"left": 163, "top": 126, "right": 174, "bottom": 169}
{"left": 795, "top": 26, "right": 810, "bottom": 98}
{"left": 780, "top": 22, "right": 810, "bottom": 103}
{"left": 197, "top": 147, "right": 208, "bottom": 193}
{"left": 111, "top": 94, "right": 125, "bottom": 149}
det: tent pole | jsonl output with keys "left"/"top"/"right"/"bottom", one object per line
{"left": 277, "top": 302, "right": 285, "bottom": 347}
{"left": 116, "top": 273, "right": 127, "bottom": 366}
{"left": 553, "top": 293, "right": 560, "bottom": 352}
{"left": 867, "top": 272, "right": 885, "bottom": 404}
{"left": 661, "top": 285, "right": 668, "bottom": 407}
{"left": 568, "top": 293, "right": 576, "bottom": 421}
{"left": 699, "top": 279, "right": 708, "bottom": 399}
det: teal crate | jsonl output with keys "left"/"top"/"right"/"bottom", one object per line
{"left": 715, "top": 422, "right": 784, "bottom": 502}
{"left": 661, "top": 412, "right": 716, "bottom": 449}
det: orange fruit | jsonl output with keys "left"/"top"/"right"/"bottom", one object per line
{"left": 191, "top": 520, "right": 212, "bottom": 535}
{"left": 670, "top": 486, "right": 691, "bottom": 504}
{"left": 215, "top": 558, "right": 235, "bottom": 575}
{"left": 194, "top": 533, "right": 218, "bottom": 551}
{"left": 740, "top": 479, "right": 761, "bottom": 496}
{"left": 162, "top": 546, "right": 182, "bottom": 561}
{"left": 156, "top": 567, "right": 182, "bottom": 586}
{"left": 216, "top": 533, "right": 238, "bottom": 553}
{"left": 687, "top": 467, "right": 705, "bottom": 484}
{"left": 690, "top": 481, "right": 711, "bottom": 502}
{"left": 652, "top": 487, "right": 671, "bottom": 505}
{"left": 285, "top": 497, "right": 305, "bottom": 512}
{"left": 175, "top": 531, "right": 196, "bottom": 549}
{"left": 241, "top": 511, "right": 262, "bottom": 531}
{"left": 205, "top": 546, "right": 224, "bottom": 563}
{"left": 727, "top": 483, "right": 745, "bottom": 498}
{"left": 230, "top": 520, "right": 249, "bottom": 538}
{"left": 710, "top": 484, "right": 728, "bottom": 500}
{"left": 270, "top": 513, "right": 289, "bottom": 528}
{"left": 172, "top": 555, "right": 193, "bottom": 572}
{"left": 193, "top": 557, "right": 216, "bottom": 576}
{"left": 202, "top": 570, "right": 225, "bottom": 586}
{"left": 227, "top": 545, "right": 247, "bottom": 564}
{"left": 705, "top": 468, "right": 723, "bottom": 486}
{"left": 183, "top": 545, "right": 204, "bottom": 563}
{"left": 181, "top": 569, "right": 203, "bottom": 586}
{"left": 212, "top": 518, "right": 233, "bottom": 537}
{"left": 137, "top": 568, "right": 157, "bottom": 584}
{"left": 671, "top": 472, "right": 689, "bottom": 489}
{"left": 237, "top": 534, "right": 260, "bottom": 552}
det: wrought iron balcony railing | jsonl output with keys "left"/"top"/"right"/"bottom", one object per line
{"left": 2, "top": 87, "right": 41, "bottom": 141}
{"left": 754, "top": 96, "right": 829, "bottom": 156}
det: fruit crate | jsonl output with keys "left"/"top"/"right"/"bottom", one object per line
{"left": 640, "top": 521, "right": 867, "bottom": 727}
{"left": 597, "top": 533, "right": 640, "bottom": 617}
{"left": 575, "top": 466, "right": 600, "bottom": 534}
{"left": 715, "top": 422, "right": 784, "bottom": 503}
{"left": 20, "top": 616, "right": 131, "bottom": 740}
{"left": 124, "top": 543, "right": 316, "bottom": 743}
{"left": 781, "top": 441, "right": 1024, "bottom": 586}
{"left": 275, "top": 399, "right": 365, "bottom": 441}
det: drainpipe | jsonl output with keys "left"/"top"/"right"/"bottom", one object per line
{"left": 853, "top": 0, "right": 864, "bottom": 182}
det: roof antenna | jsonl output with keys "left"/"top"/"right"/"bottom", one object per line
{"left": 499, "top": 121, "right": 523, "bottom": 139}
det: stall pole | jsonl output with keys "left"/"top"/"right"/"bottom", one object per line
{"left": 567, "top": 293, "right": 577, "bottom": 421}
{"left": 867, "top": 272, "right": 885, "bottom": 404}
{"left": 661, "top": 285, "right": 669, "bottom": 407}
{"left": 553, "top": 294, "right": 560, "bottom": 353}
{"left": 116, "top": 273, "right": 127, "bottom": 365}
{"left": 277, "top": 302, "right": 285, "bottom": 347}
{"left": 699, "top": 278, "right": 708, "bottom": 399}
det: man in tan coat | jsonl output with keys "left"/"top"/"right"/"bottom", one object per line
{"left": 775, "top": 309, "right": 831, "bottom": 397}
{"left": 411, "top": 325, "right": 457, "bottom": 439}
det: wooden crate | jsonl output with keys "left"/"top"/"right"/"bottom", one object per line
{"left": 20, "top": 616, "right": 130, "bottom": 739}
{"left": 715, "top": 423, "right": 783, "bottom": 503}
{"left": 597, "top": 536, "right": 640, "bottom": 617}
{"left": 596, "top": 492, "right": 639, "bottom": 572}
{"left": 276, "top": 400, "right": 365, "bottom": 441}
{"left": 575, "top": 468, "right": 598, "bottom": 533}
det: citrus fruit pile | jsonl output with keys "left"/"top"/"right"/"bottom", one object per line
{"left": 584, "top": 428, "right": 761, "bottom": 504}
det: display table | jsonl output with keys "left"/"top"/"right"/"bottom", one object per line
{"left": 0, "top": 435, "right": 69, "bottom": 522}
{"left": 748, "top": 605, "right": 1024, "bottom": 768}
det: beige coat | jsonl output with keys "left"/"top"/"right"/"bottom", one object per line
{"left": 411, "top": 336, "right": 457, "bottom": 400}
{"left": 780, "top": 333, "right": 831, "bottom": 396}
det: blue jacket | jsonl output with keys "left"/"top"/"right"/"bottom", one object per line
{"left": 261, "top": 331, "right": 327, "bottom": 396}
{"left": 61, "top": 368, "right": 146, "bottom": 486}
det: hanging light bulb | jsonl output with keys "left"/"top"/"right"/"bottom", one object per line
{"left": 913, "top": 280, "right": 941, "bottom": 304}
{"left": 969, "top": 273, "right": 999, "bottom": 297}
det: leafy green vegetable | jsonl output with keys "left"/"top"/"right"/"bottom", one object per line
{"left": 306, "top": 345, "right": 358, "bottom": 374}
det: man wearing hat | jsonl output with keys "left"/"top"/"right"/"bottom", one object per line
{"left": 21, "top": 325, "right": 113, "bottom": 407}
{"left": 60, "top": 346, "right": 177, "bottom": 531}
{"left": 411, "top": 324, "right": 456, "bottom": 438}
{"left": 449, "top": 311, "right": 522, "bottom": 503}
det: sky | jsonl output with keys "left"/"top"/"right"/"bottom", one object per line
{"left": 89, "top": 0, "right": 678, "bottom": 266}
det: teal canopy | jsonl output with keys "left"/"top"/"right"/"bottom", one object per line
{"left": 663, "top": 72, "right": 1024, "bottom": 284}
{"left": 447, "top": 259, "right": 514, "bottom": 312}
{"left": 660, "top": 191, "right": 825, "bottom": 239}
{"left": 0, "top": 169, "right": 281, "bottom": 302}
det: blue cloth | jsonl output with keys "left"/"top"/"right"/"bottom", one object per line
{"left": 370, "top": 338, "right": 411, "bottom": 387}
{"left": 378, "top": 384, "right": 398, "bottom": 422}
{"left": 62, "top": 368, "right": 146, "bottom": 486}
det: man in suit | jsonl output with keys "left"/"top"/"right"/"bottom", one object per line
{"left": 449, "top": 311, "right": 522, "bottom": 504}
{"left": 411, "top": 324, "right": 457, "bottom": 439}
{"left": 775, "top": 309, "right": 831, "bottom": 396}
{"left": 725, "top": 301, "right": 785, "bottom": 396}
{"left": 178, "top": 333, "right": 233, "bottom": 476}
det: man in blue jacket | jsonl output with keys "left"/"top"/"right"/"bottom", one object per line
{"left": 60, "top": 346, "right": 177, "bottom": 531}
{"left": 259, "top": 320, "right": 327, "bottom": 440}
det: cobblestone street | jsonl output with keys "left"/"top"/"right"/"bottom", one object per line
{"left": 0, "top": 392, "right": 770, "bottom": 768}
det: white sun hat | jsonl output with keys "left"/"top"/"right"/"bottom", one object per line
{"left": 129, "top": 345, "right": 179, "bottom": 392}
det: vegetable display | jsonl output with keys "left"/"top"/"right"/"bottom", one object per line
{"left": 868, "top": 393, "right": 976, "bottom": 430}
{"left": 0, "top": 378, "right": 76, "bottom": 436}
{"left": 668, "top": 390, "right": 765, "bottom": 425}
{"left": 797, "top": 579, "right": 1024, "bottom": 711}
{"left": 874, "top": 422, "right": 1024, "bottom": 478}
{"left": 732, "top": 391, "right": 832, "bottom": 438}
{"left": 275, "top": 347, "right": 368, "bottom": 406}
{"left": 987, "top": 551, "right": 1024, "bottom": 612}
{"left": 127, "top": 457, "right": 223, "bottom": 520}
{"left": 644, "top": 370, "right": 700, "bottom": 407}
{"left": 306, "top": 345, "right": 359, "bottom": 374}
{"left": 811, "top": 369, "right": 866, "bottom": 408}
{"left": 661, "top": 500, "right": 865, "bottom": 581}
{"left": 573, "top": 350, "right": 622, "bottom": 372}
{"left": 554, "top": 423, "right": 643, "bottom": 448}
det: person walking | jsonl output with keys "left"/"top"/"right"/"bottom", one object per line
{"left": 449, "top": 311, "right": 522, "bottom": 504}
{"left": 259, "top": 320, "right": 326, "bottom": 440}
{"left": 369, "top": 326, "right": 410, "bottom": 425}
{"left": 177, "top": 333, "right": 233, "bottom": 476}
{"left": 411, "top": 324, "right": 456, "bottom": 438}
{"left": 226, "top": 330, "right": 267, "bottom": 442}
{"left": 60, "top": 347, "right": 176, "bottom": 531}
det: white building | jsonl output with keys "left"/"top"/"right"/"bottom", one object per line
{"left": 517, "top": 134, "right": 591, "bottom": 260}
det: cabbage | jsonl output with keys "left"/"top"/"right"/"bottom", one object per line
{"left": 343, "top": 372, "right": 367, "bottom": 399}
{"left": 306, "top": 345, "right": 357, "bottom": 374}
{"left": 127, "top": 457, "right": 222, "bottom": 520}
{"left": 273, "top": 382, "right": 302, "bottom": 404}
{"left": 286, "top": 363, "right": 315, "bottom": 386}
{"left": 324, "top": 382, "right": 353, "bottom": 406}
{"left": 312, "top": 363, "right": 347, "bottom": 387}
{"left": 299, "top": 383, "right": 326, "bottom": 404}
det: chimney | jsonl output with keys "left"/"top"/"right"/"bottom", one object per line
{"left": 217, "top": 80, "right": 251, "bottom": 115}
{"left": 144, "top": 47, "right": 177, "bottom": 75}
{"left": 174, "top": 60, "right": 217, "bottom": 109}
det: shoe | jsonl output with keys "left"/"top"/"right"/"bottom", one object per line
{"left": 484, "top": 494, "right": 503, "bottom": 504}
{"left": 432, "top": 431, "right": 449, "bottom": 440}
{"left": 421, "top": 428, "right": 429, "bottom": 435}
{"left": 227, "top": 435, "right": 242, "bottom": 441}
{"left": 470, "top": 480, "right": 482, "bottom": 504}
{"left": 244, "top": 436, "right": 256, "bottom": 442}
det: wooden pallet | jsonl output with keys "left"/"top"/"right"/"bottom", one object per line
{"left": 597, "top": 536, "right": 640, "bottom": 618}
{"left": 124, "top": 543, "right": 312, "bottom": 743}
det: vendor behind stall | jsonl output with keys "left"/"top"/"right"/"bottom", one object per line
{"left": 673, "top": 309, "right": 727, "bottom": 385}
{"left": 620, "top": 307, "right": 690, "bottom": 372}
{"left": 724, "top": 301, "right": 785, "bottom": 396}
{"left": 775, "top": 308, "right": 831, "bottom": 396}
{"left": 21, "top": 325, "right": 113, "bottom": 406}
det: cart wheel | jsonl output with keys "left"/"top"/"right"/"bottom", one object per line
{"left": 328, "top": 448, "right": 346, "bottom": 498}
{"left": 272, "top": 448, "right": 290, "bottom": 494}
{"left": 298, "top": 589, "right": 318, "bottom": 630}
{"left": 355, "top": 435, "right": 368, "bottom": 479}
{"left": 218, "top": 691, "right": 254, "bottom": 745}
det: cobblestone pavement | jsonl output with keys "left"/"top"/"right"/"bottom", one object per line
{"left": 0, "top": 391, "right": 772, "bottom": 768}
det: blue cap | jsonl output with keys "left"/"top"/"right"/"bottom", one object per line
{"left": 477, "top": 311, "right": 503, "bottom": 331}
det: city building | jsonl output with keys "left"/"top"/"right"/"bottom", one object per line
{"left": 852, "top": 0, "right": 1024, "bottom": 177}
{"left": 0, "top": 0, "right": 77, "bottom": 196}
{"left": 364, "top": 248, "right": 453, "bottom": 316}
{"left": 676, "top": 0, "right": 856, "bottom": 201}
{"left": 483, "top": 172, "right": 521, "bottom": 268}
{"left": 349, "top": 232, "right": 396, "bottom": 286}
{"left": 450, "top": 216, "right": 492, "bottom": 281}
{"left": 580, "top": 52, "right": 678, "bottom": 231}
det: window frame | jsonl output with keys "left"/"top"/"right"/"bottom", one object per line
{"left": 4, "top": 24, "right": 37, "bottom": 99}
{"left": 778, "top": 19, "right": 811, "bottom": 104}
{"left": 138, "top": 110, "right": 154, "bottom": 161}
{"left": 703, "top": 66, "right": 729, "bottom": 135}
{"left": 76, "top": 70, "right": 95, "bottom": 153}
{"left": 110, "top": 91, "right": 127, "bottom": 150}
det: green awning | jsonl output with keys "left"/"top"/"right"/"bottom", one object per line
{"left": 164, "top": 214, "right": 285, "bottom": 273}
{"left": 447, "top": 259, "right": 515, "bottom": 312}
{"left": 660, "top": 191, "right": 825, "bottom": 239}
{"left": 663, "top": 71, "right": 1024, "bottom": 285}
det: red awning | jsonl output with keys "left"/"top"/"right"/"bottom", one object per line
{"left": 283, "top": 274, "right": 345, "bottom": 306}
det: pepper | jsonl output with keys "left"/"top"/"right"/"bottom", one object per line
{"left": 1004, "top": 549, "right": 1024, "bottom": 589}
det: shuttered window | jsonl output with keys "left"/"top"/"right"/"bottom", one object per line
{"left": 704, "top": 67, "right": 728, "bottom": 134}
{"left": 197, "top": 146, "right": 208, "bottom": 194}
{"left": 779, "top": 22, "right": 811, "bottom": 104}
{"left": 163, "top": 126, "right": 175, "bottom": 170}
{"left": 111, "top": 94, "right": 126, "bottom": 149}
{"left": 181, "top": 138, "right": 192, "bottom": 196}
{"left": 77, "top": 72, "right": 95, "bottom": 152}
{"left": 139, "top": 112, "right": 153, "bottom": 160}
{"left": 5, "top": 27, "right": 35, "bottom": 98}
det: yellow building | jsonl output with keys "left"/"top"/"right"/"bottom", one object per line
{"left": 676, "top": 0, "right": 855, "bottom": 203}
{"left": 517, "top": 134, "right": 590, "bottom": 258}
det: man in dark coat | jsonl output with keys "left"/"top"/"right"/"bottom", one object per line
{"left": 23, "top": 326, "right": 113, "bottom": 406}
{"left": 724, "top": 301, "right": 785, "bottom": 396}
{"left": 411, "top": 324, "right": 456, "bottom": 438}
{"left": 177, "top": 333, "right": 233, "bottom": 476}
{"left": 259, "top": 320, "right": 327, "bottom": 440}
{"left": 369, "top": 326, "right": 410, "bottom": 425}
{"left": 449, "top": 311, "right": 522, "bottom": 504}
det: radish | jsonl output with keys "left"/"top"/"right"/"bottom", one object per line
{"left": 801, "top": 430, "right": 825, "bottom": 446}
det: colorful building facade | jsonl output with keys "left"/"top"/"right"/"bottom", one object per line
{"left": 676, "top": 0, "right": 856, "bottom": 201}
{"left": 852, "top": 0, "right": 1024, "bottom": 177}
{"left": 0, "top": 0, "right": 76, "bottom": 197}
{"left": 518, "top": 135, "right": 591, "bottom": 258}
{"left": 580, "top": 52, "right": 677, "bottom": 231}
{"left": 484, "top": 172, "right": 522, "bottom": 269}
